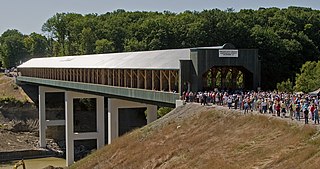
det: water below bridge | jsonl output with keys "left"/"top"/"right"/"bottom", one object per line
{"left": 0, "top": 157, "right": 65, "bottom": 169}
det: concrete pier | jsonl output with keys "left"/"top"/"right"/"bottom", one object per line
{"left": 39, "top": 86, "right": 158, "bottom": 166}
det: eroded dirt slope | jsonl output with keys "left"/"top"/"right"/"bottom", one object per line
{"left": 0, "top": 73, "right": 30, "bottom": 102}
{"left": 0, "top": 73, "right": 39, "bottom": 152}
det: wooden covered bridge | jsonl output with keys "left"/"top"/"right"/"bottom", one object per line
{"left": 18, "top": 49, "right": 184, "bottom": 93}
{"left": 16, "top": 43, "right": 260, "bottom": 166}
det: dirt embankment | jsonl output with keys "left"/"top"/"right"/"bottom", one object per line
{"left": 72, "top": 103, "right": 320, "bottom": 169}
{"left": 0, "top": 73, "right": 30, "bottom": 102}
{"left": 0, "top": 74, "right": 89, "bottom": 162}
{"left": 0, "top": 74, "right": 62, "bottom": 155}
{"left": 0, "top": 73, "right": 40, "bottom": 152}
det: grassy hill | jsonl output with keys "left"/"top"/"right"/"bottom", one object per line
{"left": 71, "top": 103, "right": 320, "bottom": 169}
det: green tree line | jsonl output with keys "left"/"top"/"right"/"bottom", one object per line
{"left": 1, "top": 7, "right": 320, "bottom": 90}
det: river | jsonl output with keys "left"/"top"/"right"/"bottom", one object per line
{"left": 0, "top": 157, "right": 65, "bottom": 169}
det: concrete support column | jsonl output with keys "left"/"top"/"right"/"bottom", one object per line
{"left": 65, "top": 91, "right": 74, "bottom": 166}
{"left": 96, "top": 96, "right": 105, "bottom": 148}
{"left": 108, "top": 98, "right": 119, "bottom": 144}
{"left": 107, "top": 98, "right": 157, "bottom": 143}
{"left": 146, "top": 105, "right": 157, "bottom": 124}
{"left": 65, "top": 92, "right": 105, "bottom": 166}
{"left": 39, "top": 86, "right": 65, "bottom": 148}
{"left": 38, "top": 86, "right": 46, "bottom": 148}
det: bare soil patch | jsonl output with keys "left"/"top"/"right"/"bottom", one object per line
{"left": 0, "top": 74, "right": 30, "bottom": 102}
{"left": 0, "top": 73, "right": 63, "bottom": 157}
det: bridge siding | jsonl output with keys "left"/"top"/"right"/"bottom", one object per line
{"left": 17, "top": 76, "right": 179, "bottom": 107}
{"left": 19, "top": 68, "right": 179, "bottom": 93}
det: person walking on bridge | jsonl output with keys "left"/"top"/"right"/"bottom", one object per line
{"left": 281, "top": 101, "right": 286, "bottom": 118}
{"left": 276, "top": 102, "right": 281, "bottom": 117}
{"left": 290, "top": 102, "right": 296, "bottom": 120}
{"left": 303, "top": 102, "right": 309, "bottom": 124}
{"left": 261, "top": 99, "right": 267, "bottom": 114}
{"left": 296, "top": 101, "right": 301, "bottom": 121}
{"left": 244, "top": 101, "right": 249, "bottom": 114}
{"left": 314, "top": 106, "right": 319, "bottom": 124}
{"left": 310, "top": 104, "right": 315, "bottom": 121}
{"left": 227, "top": 96, "right": 232, "bottom": 109}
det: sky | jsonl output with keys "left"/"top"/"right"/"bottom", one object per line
{"left": 0, "top": 0, "right": 319, "bottom": 35}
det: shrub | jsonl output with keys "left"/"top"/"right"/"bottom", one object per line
{"left": 157, "top": 107, "right": 173, "bottom": 118}
{"left": 0, "top": 96, "right": 25, "bottom": 106}
{"left": 277, "top": 78, "right": 293, "bottom": 93}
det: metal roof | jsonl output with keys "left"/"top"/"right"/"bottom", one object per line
{"left": 18, "top": 48, "right": 192, "bottom": 70}
{"left": 191, "top": 46, "right": 224, "bottom": 50}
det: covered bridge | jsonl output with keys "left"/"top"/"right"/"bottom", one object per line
{"left": 18, "top": 43, "right": 260, "bottom": 96}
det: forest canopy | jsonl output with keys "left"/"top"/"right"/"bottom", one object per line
{"left": 1, "top": 7, "right": 320, "bottom": 90}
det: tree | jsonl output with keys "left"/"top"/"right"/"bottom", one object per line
{"left": 36, "top": 8, "right": 320, "bottom": 90}
{"left": 80, "top": 27, "right": 96, "bottom": 54}
{"left": 95, "top": 39, "right": 115, "bottom": 54}
{"left": 124, "top": 38, "right": 146, "bottom": 52}
{"left": 24, "top": 32, "right": 48, "bottom": 58}
{"left": 294, "top": 61, "right": 320, "bottom": 93}
{"left": 0, "top": 29, "right": 27, "bottom": 68}
{"left": 42, "top": 13, "right": 68, "bottom": 56}
{"left": 277, "top": 79, "right": 293, "bottom": 93}
{"left": 250, "top": 25, "right": 284, "bottom": 89}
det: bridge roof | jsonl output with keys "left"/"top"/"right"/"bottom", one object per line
{"left": 18, "top": 48, "right": 195, "bottom": 70}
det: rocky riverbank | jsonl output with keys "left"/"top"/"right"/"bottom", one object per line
{"left": 0, "top": 73, "right": 95, "bottom": 164}
{"left": 0, "top": 73, "right": 64, "bottom": 161}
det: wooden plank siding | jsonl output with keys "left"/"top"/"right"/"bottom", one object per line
{"left": 18, "top": 68, "right": 179, "bottom": 92}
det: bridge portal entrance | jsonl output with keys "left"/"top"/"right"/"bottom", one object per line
{"left": 202, "top": 66, "right": 254, "bottom": 91}
{"left": 180, "top": 44, "right": 261, "bottom": 93}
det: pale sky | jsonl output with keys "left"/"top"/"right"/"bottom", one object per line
{"left": 0, "top": 0, "right": 319, "bottom": 35}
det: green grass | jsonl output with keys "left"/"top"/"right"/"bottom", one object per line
{"left": 0, "top": 96, "right": 26, "bottom": 106}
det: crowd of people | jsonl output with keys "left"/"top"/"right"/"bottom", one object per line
{"left": 181, "top": 90, "right": 320, "bottom": 125}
